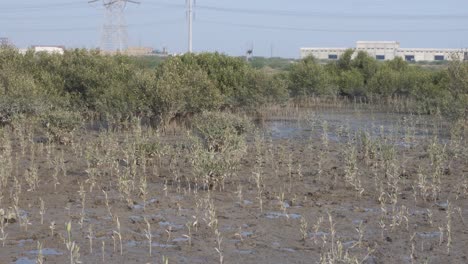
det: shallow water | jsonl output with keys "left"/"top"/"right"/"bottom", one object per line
{"left": 264, "top": 109, "right": 450, "bottom": 145}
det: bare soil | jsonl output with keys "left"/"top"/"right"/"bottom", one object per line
{"left": 0, "top": 110, "right": 467, "bottom": 264}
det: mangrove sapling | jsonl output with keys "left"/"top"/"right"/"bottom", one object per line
{"left": 64, "top": 221, "right": 81, "bottom": 264}
{"left": 144, "top": 217, "right": 152, "bottom": 256}
{"left": 52, "top": 155, "right": 60, "bottom": 190}
{"left": 321, "top": 120, "right": 329, "bottom": 151}
{"left": 427, "top": 209, "right": 434, "bottom": 227}
{"left": 439, "top": 226, "right": 444, "bottom": 247}
{"left": 390, "top": 205, "right": 410, "bottom": 232}
{"left": 343, "top": 142, "right": 364, "bottom": 197}
{"left": 235, "top": 184, "right": 243, "bottom": 205}
{"left": 78, "top": 183, "right": 86, "bottom": 228}
{"left": 446, "top": 202, "right": 453, "bottom": 254}
{"left": 50, "top": 221, "right": 56, "bottom": 236}
{"left": 254, "top": 172, "right": 264, "bottom": 213}
{"left": 37, "top": 241, "right": 44, "bottom": 264}
{"left": 379, "top": 218, "right": 387, "bottom": 242}
{"left": 0, "top": 219, "right": 7, "bottom": 247}
{"left": 183, "top": 222, "right": 193, "bottom": 247}
{"left": 85, "top": 167, "right": 97, "bottom": 193}
{"left": 102, "top": 190, "right": 112, "bottom": 219}
{"left": 352, "top": 221, "right": 366, "bottom": 249}
{"left": 58, "top": 149, "right": 67, "bottom": 178}
{"left": 39, "top": 197, "right": 45, "bottom": 225}
{"left": 317, "top": 148, "right": 325, "bottom": 180}
{"left": 312, "top": 216, "right": 323, "bottom": 245}
{"left": 139, "top": 175, "right": 148, "bottom": 212}
{"left": 87, "top": 225, "right": 94, "bottom": 254}
{"left": 410, "top": 233, "right": 416, "bottom": 264}
{"left": 15, "top": 205, "right": 32, "bottom": 231}
{"left": 204, "top": 196, "right": 218, "bottom": 230}
{"left": 113, "top": 216, "right": 123, "bottom": 255}
{"left": 165, "top": 226, "right": 172, "bottom": 243}
{"left": 111, "top": 234, "right": 116, "bottom": 253}
{"left": 214, "top": 229, "right": 224, "bottom": 264}
{"left": 455, "top": 207, "right": 465, "bottom": 227}
{"left": 163, "top": 180, "right": 168, "bottom": 197}
{"left": 25, "top": 164, "right": 39, "bottom": 192}
{"left": 287, "top": 152, "right": 293, "bottom": 193}
{"left": 299, "top": 216, "right": 308, "bottom": 242}
{"left": 101, "top": 241, "right": 105, "bottom": 263}
{"left": 278, "top": 191, "right": 288, "bottom": 217}
{"left": 234, "top": 226, "right": 244, "bottom": 242}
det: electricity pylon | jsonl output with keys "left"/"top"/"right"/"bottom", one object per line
{"left": 0, "top": 37, "right": 10, "bottom": 47}
{"left": 89, "top": 0, "right": 140, "bottom": 52}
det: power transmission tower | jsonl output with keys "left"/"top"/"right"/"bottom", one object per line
{"left": 186, "top": 0, "right": 194, "bottom": 53}
{"left": 0, "top": 37, "right": 10, "bottom": 47}
{"left": 89, "top": 0, "right": 140, "bottom": 52}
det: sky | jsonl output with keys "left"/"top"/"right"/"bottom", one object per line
{"left": 2, "top": 0, "right": 468, "bottom": 58}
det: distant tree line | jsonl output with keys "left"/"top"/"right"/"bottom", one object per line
{"left": 0, "top": 47, "right": 466, "bottom": 122}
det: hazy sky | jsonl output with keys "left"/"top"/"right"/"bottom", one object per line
{"left": 2, "top": 0, "right": 468, "bottom": 58}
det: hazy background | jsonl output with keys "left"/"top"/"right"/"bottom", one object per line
{"left": 2, "top": 0, "right": 468, "bottom": 58}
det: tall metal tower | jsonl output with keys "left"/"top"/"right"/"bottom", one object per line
{"left": 0, "top": 37, "right": 10, "bottom": 47}
{"left": 186, "top": 0, "right": 194, "bottom": 53}
{"left": 89, "top": 0, "right": 140, "bottom": 52}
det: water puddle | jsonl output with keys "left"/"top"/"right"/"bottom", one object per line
{"left": 264, "top": 110, "right": 450, "bottom": 145}
{"left": 159, "top": 221, "right": 184, "bottom": 230}
{"left": 417, "top": 232, "right": 442, "bottom": 238}
{"left": 264, "top": 212, "right": 302, "bottom": 219}
{"left": 240, "top": 231, "right": 254, "bottom": 238}
{"left": 132, "top": 198, "right": 158, "bottom": 210}
{"left": 14, "top": 258, "right": 35, "bottom": 264}
{"left": 18, "top": 239, "right": 34, "bottom": 247}
{"left": 151, "top": 242, "right": 177, "bottom": 248}
{"left": 234, "top": 249, "right": 255, "bottom": 254}
{"left": 129, "top": 214, "right": 164, "bottom": 224}
{"left": 172, "top": 237, "right": 189, "bottom": 243}
{"left": 26, "top": 248, "right": 62, "bottom": 256}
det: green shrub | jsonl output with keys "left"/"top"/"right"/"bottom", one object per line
{"left": 190, "top": 112, "right": 252, "bottom": 190}
{"left": 288, "top": 56, "right": 335, "bottom": 96}
{"left": 151, "top": 56, "right": 223, "bottom": 122}
{"left": 40, "top": 110, "right": 82, "bottom": 143}
{"left": 191, "top": 111, "right": 252, "bottom": 152}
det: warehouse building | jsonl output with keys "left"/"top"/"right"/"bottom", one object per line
{"left": 300, "top": 41, "right": 467, "bottom": 62}
{"left": 19, "top": 45, "right": 65, "bottom": 55}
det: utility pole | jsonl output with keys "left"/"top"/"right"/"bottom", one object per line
{"left": 187, "top": 0, "right": 193, "bottom": 53}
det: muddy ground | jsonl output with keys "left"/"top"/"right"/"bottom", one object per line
{"left": 0, "top": 109, "right": 467, "bottom": 264}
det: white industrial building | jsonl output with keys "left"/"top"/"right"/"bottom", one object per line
{"left": 19, "top": 45, "right": 65, "bottom": 55}
{"left": 300, "top": 41, "right": 467, "bottom": 62}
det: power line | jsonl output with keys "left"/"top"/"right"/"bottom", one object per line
{"left": 1, "top": 2, "right": 87, "bottom": 11}
{"left": 195, "top": 4, "right": 468, "bottom": 20}
{"left": 3, "top": 19, "right": 184, "bottom": 33}
{"left": 197, "top": 19, "right": 468, "bottom": 33}
{"left": 2, "top": 1, "right": 468, "bottom": 21}
{"left": 142, "top": 1, "right": 468, "bottom": 21}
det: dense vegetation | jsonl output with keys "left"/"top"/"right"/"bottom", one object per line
{"left": 289, "top": 50, "right": 467, "bottom": 117}
{"left": 0, "top": 47, "right": 466, "bottom": 125}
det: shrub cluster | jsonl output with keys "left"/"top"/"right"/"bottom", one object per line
{"left": 190, "top": 112, "right": 251, "bottom": 190}
{"left": 0, "top": 46, "right": 466, "bottom": 121}
{"left": 0, "top": 48, "right": 288, "bottom": 122}
{"left": 288, "top": 50, "right": 467, "bottom": 118}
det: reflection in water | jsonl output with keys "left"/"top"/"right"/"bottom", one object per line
{"left": 263, "top": 109, "right": 450, "bottom": 146}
